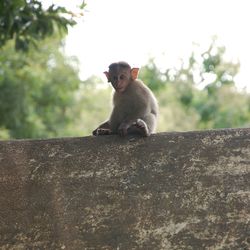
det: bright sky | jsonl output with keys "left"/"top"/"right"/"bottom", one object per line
{"left": 62, "top": 0, "right": 250, "bottom": 88}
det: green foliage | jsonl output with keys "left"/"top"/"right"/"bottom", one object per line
{"left": 140, "top": 39, "right": 250, "bottom": 132}
{"left": 0, "top": 0, "right": 84, "bottom": 51}
{"left": 1, "top": 0, "right": 247, "bottom": 138}
{"left": 86, "top": 39, "right": 249, "bottom": 135}
{"left": 1, "top": 35, "right": 250, "bottom": 139}
{"left": 73, "top": 77, "right": 112, "bottom": 136}
{"left": 139, "top": 58, "right": 167, "bottom": 91}
{"left": 0, "top": 37, "right": 81, "bottom": 139}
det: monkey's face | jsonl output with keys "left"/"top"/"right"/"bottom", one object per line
{"left": 109, "top": 69, "right": 131, "bottom": 93}
{"left": 104, "top": 63, "right": 139, "bottom": 93}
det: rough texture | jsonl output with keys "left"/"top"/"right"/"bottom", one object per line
{"left": 0, "top": 128, "right": 250, "bottom": 249}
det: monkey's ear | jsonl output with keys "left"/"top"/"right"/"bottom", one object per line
{"left": 131, "top": 68, "right": 139, "bottom": 80}
{"left": 104, "top": 71, "right": 111, "bottom": 82}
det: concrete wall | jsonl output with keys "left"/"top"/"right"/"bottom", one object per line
{"left": 0, "top": 128, "right": 250, "bottom": 249}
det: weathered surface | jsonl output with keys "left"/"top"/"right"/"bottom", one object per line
{"left": 0, "top": 128, "right": 250, "bottom": 249}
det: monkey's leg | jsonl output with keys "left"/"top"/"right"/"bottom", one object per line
{"left": 142, "top": 113, "right": 157, "bottom": 134}
{"left": 118, "top": 120, "right": 143, "bottom": 136}
{"left": 118, "top": 122, "right": 131, "bottom": 137}
{"left": 134, "top": 119, "right": 150, "bottom": 136}
{"left": 127, "top": 119, "right": 150, "bottom": 137}
{"left": 118, "top": 117, "right": 152, "bottom": 137}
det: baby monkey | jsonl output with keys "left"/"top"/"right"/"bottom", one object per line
{"left": 92, "top": 62, "right": 158, "bottom": 137}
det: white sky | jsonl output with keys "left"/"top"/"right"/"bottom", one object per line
{"left": 61, "top": 0, "right": 250, "bottom": 87}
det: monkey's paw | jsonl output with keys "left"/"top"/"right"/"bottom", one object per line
{"left": 93, "top": 128, "right": 112, "bottom": 136}
{"left": 134, "top": 119, "right": 150, "bottom": 137}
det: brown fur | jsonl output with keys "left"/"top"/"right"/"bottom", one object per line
{"left": 93, "top": 62, "right": 158, "bottom": 137}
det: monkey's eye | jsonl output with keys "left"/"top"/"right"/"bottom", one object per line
{"left": 119, "top": 75, "right": 125, "bottom": 80}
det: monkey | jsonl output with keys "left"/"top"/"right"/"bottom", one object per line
{"left": 92, "top": 61, "right": 158, "bottom": 137}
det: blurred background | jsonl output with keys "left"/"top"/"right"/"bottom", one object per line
{"left": 0, "top": 0, "right": 250, "bottom": 139}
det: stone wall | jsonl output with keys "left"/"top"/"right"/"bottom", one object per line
{"left": 0, "top": 128, "right": 250, "bottom": 249}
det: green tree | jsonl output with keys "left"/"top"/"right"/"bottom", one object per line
{"left": 0, "top": 37, "right": 81, "bottom": 139}
{"left": 0, "top": 0, "right": 86, "bottom": 139}
{"left": 0, "top": 0, "right": 85, "bottom": 51}
{"left": 139, "top": 58, "right": 166, "bottom": 92}
{"left": 140, "top": 39, "right": 250, "bottom": 132}
{"left": 73, "top": 76, "right": 112, "bottom": 136}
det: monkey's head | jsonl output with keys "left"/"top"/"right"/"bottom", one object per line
{"left": 104, "top": 62, "right": 139, "bottom": 93}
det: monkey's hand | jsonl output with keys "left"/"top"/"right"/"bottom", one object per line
{"left": 92, "top": 128, "right": 112, "bottom": 136}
